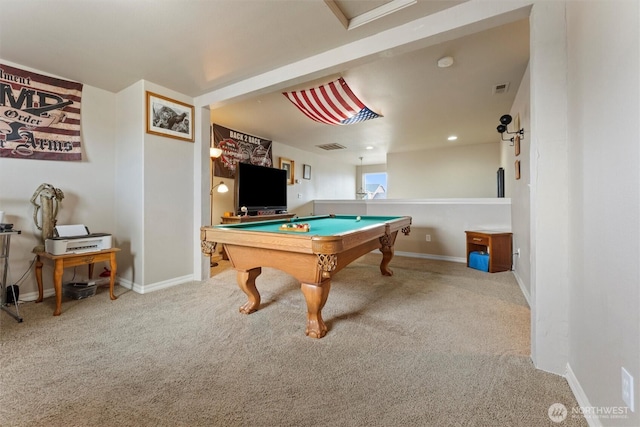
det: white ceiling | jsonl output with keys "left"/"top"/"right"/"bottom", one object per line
{"left": 0, "top": 0, "right": 530, "bottom": 165}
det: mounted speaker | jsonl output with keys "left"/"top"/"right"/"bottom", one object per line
{"left": 497, "top": 167, "right": 505, "bottom": 198}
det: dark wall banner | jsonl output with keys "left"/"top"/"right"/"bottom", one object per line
{"left": 0, "top": 63, "right": 83, "bottom": 161}
{"left": 212, "top": 123, "right": 273, "bottom": 179}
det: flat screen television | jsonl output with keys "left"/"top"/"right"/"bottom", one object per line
{"left": 235, "top": 162, "right": 287, "bottom": 215}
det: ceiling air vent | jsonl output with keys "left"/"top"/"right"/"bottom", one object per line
{"left": 493, "top": 82, "right": 510, "bottom": 94}
{"left": 316, "top": 143, "right": 347, "bottom": 151}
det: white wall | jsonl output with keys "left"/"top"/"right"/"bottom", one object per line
{"left": 387, "top": 142, "right": 501, "bottom": 198}
{"left": 142, "top": 82, "right": 195, "bottom": 288}
{"left": 0, "top": 62, "right": 201, "bottom": 297}
{"left": 114, "top": 81, "right": 197, "bottom": 292}
{"left": 314, "top": 199, "right": 511, "bottom": 260}
{"left": 566, "top": 1, "right": 639, "bottom": 423}
{"left": 529, "top": 1, "right": 570, "bottom": 375}
{"left": 114, "top": 81, "right": 144, "bottom": 290}
{"left": 208, "top": 136, "right": 356, "bottom": 224}
{"left": 4, "top": 5, "right": 639, "bottom": 422}
{"left": 505, "top": 65, "right": 531, "bottom": 302}
{"left": 275, "top": 142, "right": 355, "bottom": 215}
{"left": 0, "top": 60, "right": 117, "bottom": 299}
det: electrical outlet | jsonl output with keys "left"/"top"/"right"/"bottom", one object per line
{"left": 622, "top": 367, "right": 635, "bottom": 411}
{"left": 297, "top": 193, "right": 302, "bottom": 199}
{"left": 516, "top": 248, "right": 521, "bottom": 257}
{"left": 425, "top": 234, "right": 431, "bottom": 242}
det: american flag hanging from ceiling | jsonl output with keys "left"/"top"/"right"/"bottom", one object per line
{"left": 282, "top": 78, "right": 382, "bottom": 125}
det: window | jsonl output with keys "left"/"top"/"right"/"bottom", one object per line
{"left": 362, "top": 172, "right": 387, "bottom": 199}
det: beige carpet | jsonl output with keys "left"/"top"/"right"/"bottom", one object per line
{"left": 0, "top": 254, "right": 586, "bottom": 427}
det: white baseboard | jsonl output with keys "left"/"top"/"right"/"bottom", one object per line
{"left": 19, "top": 289, "right": 54, "bottom": 302}
{"left": 119, "top": 274, "right": 194, "bottom": 294}
{"left": 18, "top": 282, "right": 123, "bottom": 302}
{"left": 512, "top": 270, "right": 531, "bottom": 307}
{"left": 394, "top": 250, "right": 466, "bottom": 264}
{"left": 566, "top": 363, "right": 603, "bottom": 427}
{"left": 17, "top": 274, "right": 194, "bottom": 301}
{"left": 116, "top": 277, "right": 137, "bottom": 292}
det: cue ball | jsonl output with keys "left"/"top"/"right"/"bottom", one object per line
{"left": 356, "top": 216, "right": 361, "bottom": 221}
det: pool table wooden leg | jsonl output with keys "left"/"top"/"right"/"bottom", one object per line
{"left": 237, "top": 267, "right": 262, "bottom": 314}
{"left": 379, "top": 231, "right": 399, "bottom": 276}
{"left": 301, "top": 280, "right": 331, "bottom": 338}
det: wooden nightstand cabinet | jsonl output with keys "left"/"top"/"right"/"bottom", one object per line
{"left": 465, "top": 230, "right": 512, "bottom": 273}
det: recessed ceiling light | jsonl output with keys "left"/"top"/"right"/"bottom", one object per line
{"left": 437, "top": 56, "right": 454, "bottom": 68}
{"left": 447, "top": 135, "right": 458, "bottom": 141}
{"left": 366, "top": 146, "right": 374, "bottom": 150}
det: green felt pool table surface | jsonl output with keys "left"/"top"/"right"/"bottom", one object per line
{"left": 214, "top": 214, "right": 404, "bottom": 236}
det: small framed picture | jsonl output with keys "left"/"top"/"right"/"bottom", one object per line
{"left": 146, "top": 91, "right": 194, "bottom": 142}
{"left": 279, "top": 157, "right": 295, "bottom": 185}
{"left": 303, "top": 164, "right": 311, "bottom": 180}
{"left": 515, "top": 160, "right": 521, "bottom": 180}
{"left": 514, "top": 135, "right": 521, "bottom": 156}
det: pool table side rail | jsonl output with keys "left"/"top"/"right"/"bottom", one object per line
{"left": 202, "top": 228, "right": 317, "bottom": 254}
{"left": 206, "top": 215, "right": 410, "bottom": 233}
{"left": 200, "top": 216, "right": 411, "bottom": 255}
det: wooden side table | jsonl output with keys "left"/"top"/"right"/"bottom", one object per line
{"left": 465, "top": 231, "right": 512, "bottom": 273}
{"left": 35, "top": 248, "right": 120, "bottom": 316}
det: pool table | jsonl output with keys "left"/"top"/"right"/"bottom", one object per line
{"left": 200, "top": 214, "right": 411, "bottom": 338}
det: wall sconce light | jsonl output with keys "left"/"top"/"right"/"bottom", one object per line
{"left": 496, "top": 114, "right": 524, "bottom": 143}
{"left": 209, "top": 180, "right": 228, "bottom": 267}
{"left": 210, "top": 181, "right": 228, "bottom": 195}
{"left": 209, "top": 181, "right": 229, "bottom": 267}
{"left": 210, "top": 146, "right": 222, "bottom": 158}
{"left": 210, "top": 125, "right": 222, "bottom": 158}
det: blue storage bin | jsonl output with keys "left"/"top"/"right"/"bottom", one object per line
{"left": 469, "top": 251, "right": 489, "bottom": 272}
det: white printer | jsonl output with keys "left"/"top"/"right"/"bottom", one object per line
{"left": 45, "top": 224, "right": 112, "bottom": 255}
